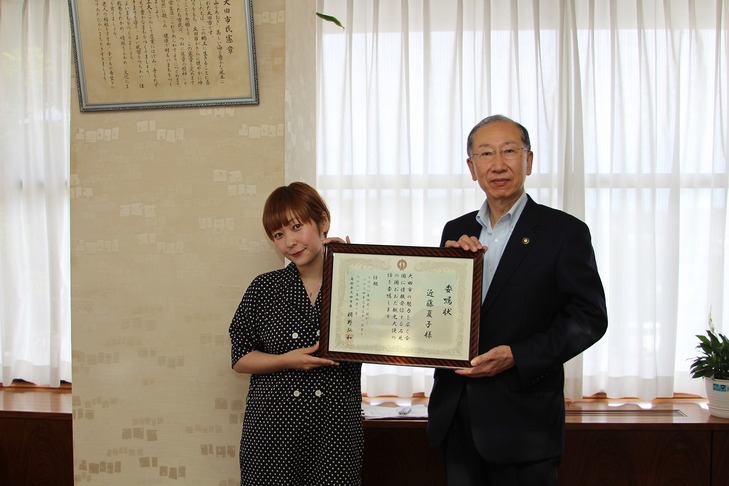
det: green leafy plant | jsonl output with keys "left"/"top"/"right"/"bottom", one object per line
{"left": 316, "top": 12, "right": 345, "bottom": 29}
{"left": 690, "top": 312, "right": 729, "bottom": 380}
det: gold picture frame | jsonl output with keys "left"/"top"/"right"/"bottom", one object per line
{"left": 320, "top": 243, "right": 482, "bottom": 369}
{"left": 68, "top": 0, "right": 258, "bottom": 111}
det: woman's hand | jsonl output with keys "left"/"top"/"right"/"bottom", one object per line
{"left": 233, "top": 342, "right": 338, "bottom": 374}
{"left": 322, "top": 235, "right": 351, "bottom": 245}
{"left": 283, "top": 342, "right": 339, "bottom": 371}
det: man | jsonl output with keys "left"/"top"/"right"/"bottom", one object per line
{"left": 427, "top": 115, "right": 608, "bottom": 485}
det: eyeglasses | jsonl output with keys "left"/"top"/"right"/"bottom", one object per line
{"left": 470, "top": 146, "right": 527, "bottom": 162}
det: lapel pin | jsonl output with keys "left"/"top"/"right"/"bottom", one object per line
{"left": 521, "top": 237, "right": 530, "bottom": 245}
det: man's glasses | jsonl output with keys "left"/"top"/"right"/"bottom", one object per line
{"left": 470, "top": 146, "right": 527, "bottom": 162}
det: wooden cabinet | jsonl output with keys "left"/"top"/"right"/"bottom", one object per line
{"left": 363, "top": 401, "right": 729, "bottom": 486}
{"left": 363, "top": 420, "right": 445, "bottom": 485}
{"left": 0, "top": 414, "right": 73, "bottom": 486}
{"left": 2, "top": 392, "right": 729, "bottom": 486}
{"left": 0, "top": 388, "right": 73, "bottom": 486}
{"left": 559, "top": 429, "right": 710, "bottom": 485}
{"left": 712, "top": 431, "right": 729, "bottom": 485}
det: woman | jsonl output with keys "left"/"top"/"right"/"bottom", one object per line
{"left": 229, "top": 182, "right": 363, "bottom": 485}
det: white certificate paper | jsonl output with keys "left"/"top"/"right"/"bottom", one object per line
{"left": 320, "top": 244, "right": 482, "bottom": 368}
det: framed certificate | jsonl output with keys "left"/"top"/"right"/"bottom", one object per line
{"left": 320, "top": 244, "right": 482, "bottom": 369}
{"left": 68, "top": 0, "right": 258, "bottom": 111}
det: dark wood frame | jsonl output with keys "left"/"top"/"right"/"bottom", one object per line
{"left": 319, "top": 243, "right": 482, "bottom": 368}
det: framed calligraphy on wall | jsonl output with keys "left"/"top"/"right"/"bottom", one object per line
{"left": 320, "top": 244, "right": 482, "bottom": 369}
{"left": 68, "top": 0, "right": 258, "bottom": 111}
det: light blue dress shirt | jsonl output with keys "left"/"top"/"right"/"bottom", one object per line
{"left": 476, "top": 193, "right": 528, "bottom": 301}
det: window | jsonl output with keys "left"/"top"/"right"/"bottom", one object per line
{"left": 316, "top": 0, "right": 728, "bottom": 399}
{"left": 0, "top": 0, "right": 72, "bottom": 386}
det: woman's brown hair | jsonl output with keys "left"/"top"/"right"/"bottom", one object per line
{"left": 262, "top": 182, "right": 331, "bottom": 240}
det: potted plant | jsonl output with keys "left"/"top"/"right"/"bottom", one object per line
{"left": 690, "top": 312, "right": 729, "bottom": 418}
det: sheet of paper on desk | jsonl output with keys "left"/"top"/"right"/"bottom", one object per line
{"left": 361, "top": 403, "right": 429, "bottom": 418}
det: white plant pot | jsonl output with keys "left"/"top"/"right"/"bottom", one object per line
{"left": 705, "top": 377, "right": 729, "bottom": 419}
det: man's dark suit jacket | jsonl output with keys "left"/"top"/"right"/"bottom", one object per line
{"left": 427, "top": 195, "right": 608, "bottom": 464}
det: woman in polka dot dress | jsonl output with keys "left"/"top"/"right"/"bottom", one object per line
{"left": 229, "top": 182, "right": 364, "bottom": 485}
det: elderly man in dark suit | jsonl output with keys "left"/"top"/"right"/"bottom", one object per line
{"left": 427, "top": 115, "right": 608, "bottom": 486}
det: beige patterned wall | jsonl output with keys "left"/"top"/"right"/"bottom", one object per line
{"left": 70, "top": 1, "right": 315, "bottom": 483}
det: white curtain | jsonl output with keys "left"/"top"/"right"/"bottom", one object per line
{"left": 0, "top": 0, "right": 72, "bottom": 386}
{"left": 317, "top": 0, "right": 729, "bottom": 400}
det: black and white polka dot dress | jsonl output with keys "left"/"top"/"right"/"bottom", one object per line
{"left": 229, "top": 262, "right": 364, "bottom": 486}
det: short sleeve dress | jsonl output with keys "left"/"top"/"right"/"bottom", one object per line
{"left": 229, "top": 262, "right": 364, "bottom": 486}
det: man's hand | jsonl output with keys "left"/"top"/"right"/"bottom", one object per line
{"left": 444, "top": 235, "right": 486, "bottom": 252}
{"left": 455, "top": 345, "right": 514, "bottom": 378}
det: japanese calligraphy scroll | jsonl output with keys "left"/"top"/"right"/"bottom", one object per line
{"left": 320, "top": 244, "right": 482, "bottom": 369}
{"left": 68, "top": 0, "right": 258, "bottom": 111}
